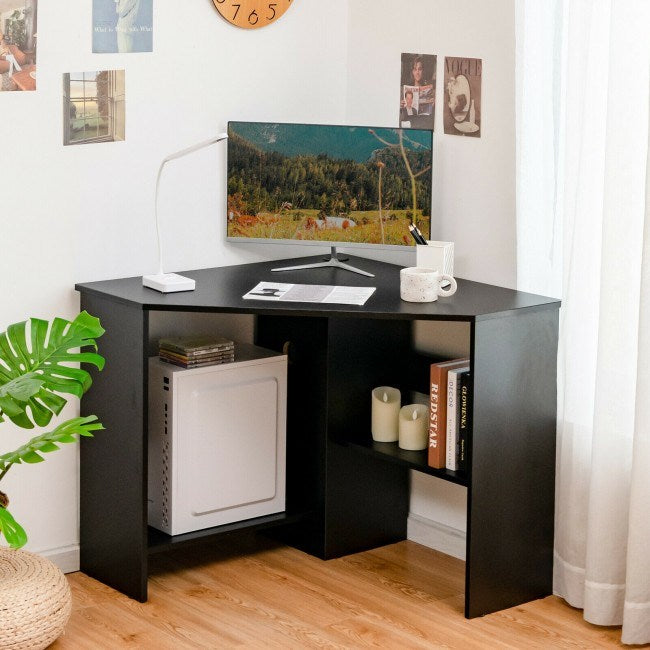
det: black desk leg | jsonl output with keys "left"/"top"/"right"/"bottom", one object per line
{"left": 466, "top": 309, "right": 558, "bottom": 617}
{"left": 79, "top": 295, "right": 149, "bottom": 602}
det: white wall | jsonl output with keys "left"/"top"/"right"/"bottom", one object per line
{"left": 1, "top": 0, "right": 349, "bottom": 564}
{"left": 2, "top": 0, "right": 517, "bottom": 565}
{"left": 346, "top": 0, "right": 517, "bottom": 553}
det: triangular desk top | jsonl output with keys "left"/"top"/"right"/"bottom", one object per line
{"left": 76, "top": 255, "right": 560, "bottom": 321}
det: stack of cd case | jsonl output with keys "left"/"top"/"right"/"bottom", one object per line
{"left": 158, "top": 336, "right": 235, "bottom": 369}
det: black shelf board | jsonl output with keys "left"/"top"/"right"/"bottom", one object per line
{"left": 349, "top": 440, "right": 468, "bottom": 486}
{"left": 147, "top": 511, "right": 308, "bottom": 555}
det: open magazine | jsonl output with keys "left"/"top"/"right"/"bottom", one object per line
{"left": 243, "top": 282, "right": 376, "bottom": 306}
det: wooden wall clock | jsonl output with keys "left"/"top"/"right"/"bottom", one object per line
{"left": 212, "top": 0, "right": 294, "bottom": 29}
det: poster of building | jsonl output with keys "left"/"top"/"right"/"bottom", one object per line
{"left": 0, "top": 0, "right": 37, "bottom": 93}
{"left": 399, "top": 53, "right": 436, "bottom": 130}
{"left": 93, "top": 0, "right": 153, "bottom": 53}
{"left": 443, "top": 56, "right": 482, "bottom": 137}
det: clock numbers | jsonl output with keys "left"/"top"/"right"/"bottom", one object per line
{"left": 213, "top": 0, "right": 294, "bottom": 29}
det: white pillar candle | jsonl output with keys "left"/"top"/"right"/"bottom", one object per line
{"left": 371, "top": 387, "right": 401, "bottom": 442}
{"left": 398, "top": 404, "right": 429, "bottom": 450}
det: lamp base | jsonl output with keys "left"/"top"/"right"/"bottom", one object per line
{"left": 142, "top": 273, "right": 196, "bottom": 293}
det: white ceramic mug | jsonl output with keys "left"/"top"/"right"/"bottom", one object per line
{"left": 400, "top": 267, "right": 458, "bottom": 302}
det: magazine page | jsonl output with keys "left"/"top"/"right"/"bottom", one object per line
{"left": 399, "top": 53, "right": 437, "bottom": 130}
{"left": 444, "top": 56, "right": 482, "bottom": 137}
{"left": 243, "top": 282, "right": 375, "bottom": 306}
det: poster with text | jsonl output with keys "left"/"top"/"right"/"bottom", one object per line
{"left": 93, "top": 0, "right": 153, "bottom": 53}
{"left": 399, "top": 53, "right": 436, "bottom": 130}
{"left": 0, "top": 0, "right": 38, "bottom": 93}
{"left": 443, "top": 57, "right": 482, "bottom": 137}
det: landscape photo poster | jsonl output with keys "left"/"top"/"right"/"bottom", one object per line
{"left": 0, "top": 0, "right": 38, "bottom": 93}
{"left": 443, "top": 57, "right": 482, "bottom": 137}
{"left": 93, "top": 0, "right": 153, "bottom": 53}
{"left": 399, "top": 53, "right": 436, "bottom": 131}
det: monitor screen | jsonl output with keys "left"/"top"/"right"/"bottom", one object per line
{"left": 226, "top": 121, "right": 433, "bottom": 249}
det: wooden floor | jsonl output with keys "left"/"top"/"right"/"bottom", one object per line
{"left": 52, "top": 534, "right": 627, "bottom": 649}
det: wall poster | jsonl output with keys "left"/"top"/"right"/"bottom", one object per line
{"left": 399, "top": 53, "right": 436, "bottom": 131}
{"left": 443, "top": 56, "right": 482, "bottom": 137}
{"left": 63, "top": 70, "right": 126, "bottom": 146}
{"left": 0, "top": 0, "right": 37, "bottom": 93}
{"left": 93, "top": 0, "right": 153, "bottom": 53}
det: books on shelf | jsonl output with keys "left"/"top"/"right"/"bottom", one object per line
{"left": 158, "top": 335, "right": 235, "bottom": 369}
{"left": 446, "top": 366, "right": 469, "bottom": 471}
{"left": 428, "top": 358, "right": 469, "bottom": 469}
{"left": 458, "top": 371, "right": 472, "bottom": 473}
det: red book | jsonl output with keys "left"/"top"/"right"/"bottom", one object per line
{"left": 428, "top": 358, "right": 470, "bottom": 468}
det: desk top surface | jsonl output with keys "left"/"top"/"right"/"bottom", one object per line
{"left": 76, "top": 255, "right": 560, "bottom": 321}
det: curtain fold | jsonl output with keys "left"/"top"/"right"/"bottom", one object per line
{"left": 516, "top": 0, "right": 650, "bottom": 643}
{"left": 622, "top": 116, "right": 650, "bottom": 646}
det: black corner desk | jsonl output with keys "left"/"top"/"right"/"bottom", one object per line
{"left": 76, "top": 255, "right": 560, "bottom": 619}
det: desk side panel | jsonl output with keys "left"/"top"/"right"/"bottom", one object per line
{"left": 466, "top": 307, "right": 558, "bottom": 617}
{"left": 79, "top": 294, "right": 148, "bottom": 601}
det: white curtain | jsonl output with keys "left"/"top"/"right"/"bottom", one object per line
{"left": 516, "top": 0, "right": 650, "bottom": 644}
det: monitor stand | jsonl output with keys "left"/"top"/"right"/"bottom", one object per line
{"left": 271, "top": 247, "right": 375, "bottom": 278}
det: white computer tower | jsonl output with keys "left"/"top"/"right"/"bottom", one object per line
{"left": 147, "top": 345, "right": 287, "bottom": 536}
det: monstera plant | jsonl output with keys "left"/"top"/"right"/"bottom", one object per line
{"left": 0, "top": 312, "right": 104, "bottom": 548}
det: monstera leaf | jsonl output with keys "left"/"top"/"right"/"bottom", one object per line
{"left": 0, "top": 415, "right": 103, "bottom": 473}
{"left": 0, "top": 415, "right": 104, "bottom": 549}
{"left": 0, "top": 312, "right": 105, "bottom": 429}
{"left": 0, "top": 507, "right": 27, "bottom": 549}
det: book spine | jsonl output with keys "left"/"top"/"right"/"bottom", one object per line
{"left": 427, "top": 365, "right": 446, "bottom": 469}
{"left": 458, "top": 371, "right": 472, "bottom": 473}
{"left": 446, "top": 369, "right": 465, "bottom": 471}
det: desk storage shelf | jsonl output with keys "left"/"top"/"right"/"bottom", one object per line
{"left": 147, "top": 511, "right": 308, "bottom": 555}
{"left": 349, "top": 440, "right": 468, "bottom": 486}
{"left": 76, "top": 255, "right": 559, "bottom": 619}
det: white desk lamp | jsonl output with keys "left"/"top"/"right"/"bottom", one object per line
{"left": 143, "top": 133, "right": 229, "bottom": 293}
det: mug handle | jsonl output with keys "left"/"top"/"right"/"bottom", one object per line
{"left": 438, "top": 274, "right": 457, "bottom": 297}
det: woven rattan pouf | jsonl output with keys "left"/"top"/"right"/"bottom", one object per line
{"left": 0, "top": 548, "right": 72, "bottom": 649}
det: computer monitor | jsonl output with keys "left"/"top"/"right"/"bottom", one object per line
{"left": 226, "top": 121, "right": 433, "bottom": 277}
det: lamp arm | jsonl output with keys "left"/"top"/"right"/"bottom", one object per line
{"left": 153, "top": 133, "right": 228, "bottom": 276}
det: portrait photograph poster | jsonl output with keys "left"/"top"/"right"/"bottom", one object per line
{"left": 443, "top": 57, "right": 482, "bottom": 137}
{"left": 0, "top": 0, "right": 38, "bottom": 93}
{"left": 399, "top": 53, "right": 436, "bottom": 131}
{"left": 93, "top": 0, "right": 153, "bottom": 54}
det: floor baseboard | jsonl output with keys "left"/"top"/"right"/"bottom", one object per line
{"left": 31, "top": 518, "right": 463, "bottom": 575}
{"left": 407, "top": 514, "right": 466, "bottom": 560}
{"left": 37, "top": 545, "right": 79, "bottom": 574}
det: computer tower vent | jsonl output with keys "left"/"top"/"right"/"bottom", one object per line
{"left": 161, "top": 439, "right": 170, "bottom": 526}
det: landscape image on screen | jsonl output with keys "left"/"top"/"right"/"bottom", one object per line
{"left": 227, "top": 122, "right": 433, "bottom": 247}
